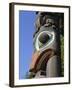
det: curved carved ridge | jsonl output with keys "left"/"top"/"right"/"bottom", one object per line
{"left": 29, "top": 49, "right": 57, "bottom": 73}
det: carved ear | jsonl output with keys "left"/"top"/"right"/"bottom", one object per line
{"left": 35, "top": 16, "right": 41, "bottom": 31}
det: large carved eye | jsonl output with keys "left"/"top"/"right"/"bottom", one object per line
{"left": 35, "top": 31, "right": 54, "bottom": 51}
{"left": 39, "top": 33, "right": 50, "bottom": 44}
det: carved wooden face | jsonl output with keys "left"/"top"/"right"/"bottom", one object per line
{"left": 29, "top": 12, "right": 62, "bottom": 77}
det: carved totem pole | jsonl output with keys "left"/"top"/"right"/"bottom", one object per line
{"left": 29, "top": 12, "right": 63, "bottom": 78}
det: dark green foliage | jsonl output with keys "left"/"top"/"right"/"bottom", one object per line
{"left": 60, "top": 35, "right": 64, "bottom": 76}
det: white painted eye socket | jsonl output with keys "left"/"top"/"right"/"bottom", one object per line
{"left": 35, "top": 31, "right": 55, "bottom": 51}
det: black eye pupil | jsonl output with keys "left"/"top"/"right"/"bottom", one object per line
{"left": 39, "top": 33, "right": 50, "bottom": 44}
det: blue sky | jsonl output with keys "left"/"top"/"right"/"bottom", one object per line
{"left": 19, "top": 10, "right": 36, "bottom": 79}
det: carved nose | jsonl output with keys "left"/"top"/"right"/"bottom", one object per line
{"left": 39, "top": 33, "right": 50, "bottom": 44}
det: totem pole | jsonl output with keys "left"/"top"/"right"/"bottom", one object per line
{"left": 29, "top": 12, "right": 63, "bottom": 78}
